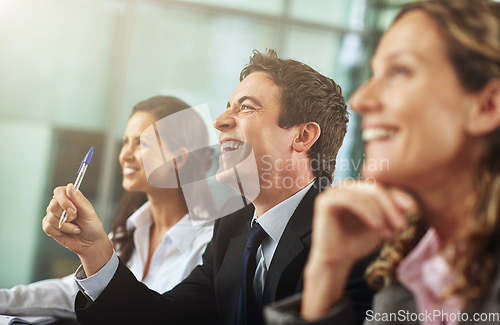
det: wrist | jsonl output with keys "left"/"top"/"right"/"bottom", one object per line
{"left": 301, "top": 258, "right": 353, "bottom": 320}
{"left": 79, "top": 238, "right": 113, "bottom": 277}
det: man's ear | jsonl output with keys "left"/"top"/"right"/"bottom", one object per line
{"left": 292, "top": 122, "right": 321, "bottom": 153}
{"left": 174, "top": 147, "right": 189, "bottom": 169}
{"left": 466, "top": 79, "right": 500, "bottom": 136}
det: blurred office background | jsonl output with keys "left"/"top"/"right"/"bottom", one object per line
{"left": 0, "top": 0, "right": 413, "bottom": 288}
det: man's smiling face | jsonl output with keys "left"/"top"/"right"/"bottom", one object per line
{"left": 213, "top": 71, "right": 297, "bottom": 192}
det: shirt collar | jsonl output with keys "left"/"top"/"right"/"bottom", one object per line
{"left": 126, "top": 201, "right": 153, "bottom": 231}
{"left": 397, "top": 227, "right": 441, "bottom": 284}
{"left": 253, "top": 180, "right": 315, "bottom": 243}
{"left": 126, "top": 201, "right": 210, "bottom": 253}
{"left": 166, "top": 214, "right": 210, "bottom": 253}
{"left": 397, "top": 228, "right": 463, "bottom": 311}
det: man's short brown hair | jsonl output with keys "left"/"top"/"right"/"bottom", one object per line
{"left": 240, "top": 49, "right": 349, "bottom": 182}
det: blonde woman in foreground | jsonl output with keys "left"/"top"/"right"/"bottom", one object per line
{"left": 266, "top": 0, "right": 500, "bottom": 324}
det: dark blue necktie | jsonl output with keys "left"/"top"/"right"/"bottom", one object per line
{"left": 236, "top": 222, "right": 266, "bottom": 325}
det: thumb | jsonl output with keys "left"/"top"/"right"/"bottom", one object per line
{"left": 66, "top": 183, "right": 96, "bottom": 221}
{"left": 389, "top": 188, "right": 418, "bottom": 214}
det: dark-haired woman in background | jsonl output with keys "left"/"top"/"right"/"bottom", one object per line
{"left": 266, "top": 0, "right": 500, "bottom": 324}
{"left": 0, "top": 96, "right": 215, "bottom": 321}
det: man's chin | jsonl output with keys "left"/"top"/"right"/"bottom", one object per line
{"left": 215, "top": 146, "right": 260, "bottom": 201}
{"left": 215, "top": 167, "right": 235, "bottom": 184}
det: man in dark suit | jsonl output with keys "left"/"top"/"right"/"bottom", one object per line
{"left": 43, "top": 49, "right": 373, "bottom": 325}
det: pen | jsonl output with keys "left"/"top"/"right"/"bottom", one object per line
{"left": 58, "top": 146, "right": 94, "bottom": 228}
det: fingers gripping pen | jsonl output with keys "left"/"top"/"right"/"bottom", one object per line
{"left": 58, "top": 146, "right": 94, "bottom": 228}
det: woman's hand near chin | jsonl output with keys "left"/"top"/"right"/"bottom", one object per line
{"left": 42, "top": 183, "right": 113, "bottom": 276}
{"left": 301, "top": 179, "right": 416, "bottom": 320}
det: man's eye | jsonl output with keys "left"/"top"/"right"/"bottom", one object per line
{"left": 242, "top": 105, "right": 254, "bottom": 110}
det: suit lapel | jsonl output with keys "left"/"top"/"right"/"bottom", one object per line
{"left": 217, "top": 232, "right": 248, "bottom": 299}
{"left": 215, "top": 179, "right": 328, "bottom": 321}
{"left": 214, "top": 203, "right": 254, "bottom": 323}
{"left": 261, "top": 178, "right": 327, "bottom": 305}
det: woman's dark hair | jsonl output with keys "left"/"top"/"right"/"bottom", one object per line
{"left": 110, "top": 191, "right": 148, "bottom": 263}
{"left": 110, "top": 95, "right": 215, "bottom": 264}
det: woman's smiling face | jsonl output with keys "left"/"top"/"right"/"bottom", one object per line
{"left": 119, "top": 111, "right": 157, "bottom": 193}
{"left": 350, "top": 10, "right": 477, "bottom": 187}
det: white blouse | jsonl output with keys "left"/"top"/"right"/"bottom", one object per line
{"left": 123, "top": 201, "right": 214, "bottom": 293}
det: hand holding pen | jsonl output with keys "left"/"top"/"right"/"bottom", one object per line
{"left": 43, "top": 145, "right": 114, "bottom": 276}
{"left": 58, "top": 146, "right": 94, "bottom": 228}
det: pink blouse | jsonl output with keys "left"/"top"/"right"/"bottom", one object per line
{"left": 397, "top": 228, "right": 463, "bottom": 325}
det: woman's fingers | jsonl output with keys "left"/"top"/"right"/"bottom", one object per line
{"left": 388, "top": 187, "right": 417, "bottom": 214}
{"left": 311, "top": 188, "right": 383, "bottom": 265}
{"left": 326, "top": 182, "right": 404, "bottom": 235}
{"left": 339, "top": 181, "right": 411, "bottom": 231}
{"left": 302, "top": 180, "right": 418, "bottom": 321}
{"left": 312, "top": 180, "right": 418, "bottom": 264}
{"left": 365, "top": 185, "right": 409, "bottom": 234}
{"left": 317, "top": 188, "right": 382, "bottom": 232}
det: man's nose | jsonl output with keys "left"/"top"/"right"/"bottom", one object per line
{"left": 213, "top": 109, "right": 236, "bottom": 131}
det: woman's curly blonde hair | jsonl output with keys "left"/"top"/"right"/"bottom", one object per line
{"left": 366, "top": 0, "right": 500, "bottom": 308}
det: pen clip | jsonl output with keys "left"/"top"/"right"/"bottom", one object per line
{"left": 78, "top": 161, "right": 86, "bottom": 174}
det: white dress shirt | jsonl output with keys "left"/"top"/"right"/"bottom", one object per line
{"left": 0, "top": 201, "right": 213, "bottom": 319}
{"left": 252, "top": 181, "right": 314, "bottom": 305}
